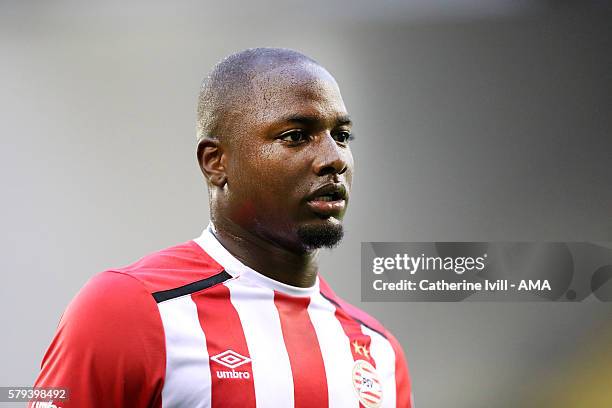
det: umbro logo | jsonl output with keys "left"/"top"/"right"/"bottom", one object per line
{"left": 211, "top": 350, "right": 251, "bottom": 369}
{"left": 211, "top": 349, "right": 252, "bottom": 380}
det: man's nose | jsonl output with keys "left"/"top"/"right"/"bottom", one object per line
{"left": 312, "top": 133, "right": 348, "bottom": 176}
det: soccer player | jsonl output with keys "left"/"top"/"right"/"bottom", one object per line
{"left": 31, "top": 48, "right": 413, "bottom": 408}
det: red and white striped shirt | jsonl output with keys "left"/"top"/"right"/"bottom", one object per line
{"left": 32, "top": 227, "right": 413, "bottom": 407}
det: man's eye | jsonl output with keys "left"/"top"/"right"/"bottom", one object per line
{"left": 280, "top": 130, "right": 307, "bottom": 143}
{"left": 334, "top": 131, "right": 354, "bottom": 144}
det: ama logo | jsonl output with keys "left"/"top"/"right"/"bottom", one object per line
{"left": 518, "top": 280, "right": 551, "bottom": 291}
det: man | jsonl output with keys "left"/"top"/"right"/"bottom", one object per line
{"left": 31, "top": 48, "right": 413, "bottom": 407}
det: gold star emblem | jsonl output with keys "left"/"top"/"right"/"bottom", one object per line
{"left": 352, "top": 340, "right": 363, "bottom": 355}
{"left": 352, "top": 340, "right": 371, "bottom": 359}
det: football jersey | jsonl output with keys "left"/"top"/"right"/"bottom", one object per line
{"left": 31, "top": 226, "right": 413, "bottom": 408}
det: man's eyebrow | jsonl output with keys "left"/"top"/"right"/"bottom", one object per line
{"left": 278, "top": 114, "right": 353, "bottom": 127}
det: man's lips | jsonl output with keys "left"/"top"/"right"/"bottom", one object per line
{"left": 306, "top": 199, "right": 346, "bottom": 216}
{"left": 305, "top": 183, "right": 348, "bottom": 217}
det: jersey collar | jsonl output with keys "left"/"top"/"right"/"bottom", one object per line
{"left": 193, "top": 224, "right": 320, "bottom": 297}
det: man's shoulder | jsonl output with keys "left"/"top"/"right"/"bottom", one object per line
{"left": 53, "top": 239, "right": 224, "bottom": 350}
{"left": 108, "top": 240, "right": 225, "bottom": 295}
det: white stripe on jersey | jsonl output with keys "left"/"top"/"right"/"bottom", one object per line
{"left": 362, "top": 325, "right": 397, "bottom": 408}
{"left": 308, "top": 292, "right": 360, "bottom": 407}
{"left": 158, "top": 296, "right": 211, "bottom": 408}
{"left": 225, "top": 278, "right": 295, "bottom": 408}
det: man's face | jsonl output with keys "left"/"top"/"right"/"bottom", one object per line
{"left": 222, "top": 63, "right": 354, "bottom": 252}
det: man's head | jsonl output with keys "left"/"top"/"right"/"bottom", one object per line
{"left": 197, "top": 48, "right": 354, "bottom": 253}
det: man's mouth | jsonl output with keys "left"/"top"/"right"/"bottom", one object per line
{"left": 313, "top": 191, "right": 344, "bottom": 202}
{"left": 305, "top": 184, "right": 347, "bottom": 217}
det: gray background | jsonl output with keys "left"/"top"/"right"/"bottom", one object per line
{"left": 1, "top": 1, "right": 611, "bottom": 407}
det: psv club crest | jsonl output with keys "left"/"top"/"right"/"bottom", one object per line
{"left": 352, "top": 359, "right": 383, "bottom": 408}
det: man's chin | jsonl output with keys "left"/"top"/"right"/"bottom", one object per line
{"left": 296, "top": 221, "right": 344, "bottom": 251}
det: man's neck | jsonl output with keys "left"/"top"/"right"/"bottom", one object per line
{"left": 210, "top": 220, "right": 319, "bottom": 288}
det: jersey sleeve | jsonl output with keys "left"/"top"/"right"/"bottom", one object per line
{"left": 29, "top": 271, "right": 166, "bottom": 408}
{"left": 387, "top": 331, "right": 413, "bottom": 408}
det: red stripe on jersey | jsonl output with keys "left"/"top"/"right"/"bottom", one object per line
{"left": 334, "top": 307, "right": 376, "bottom": 367}
{"left": 333, "top": 306, "right": 377, "bottom": 408}
{"left": 388, "top": 333, "right": 413, "bottom": 408}
{"left": 274, "top": 292, "right": 328, "bottom": 408}
{"left": 193, "top": 283, "right": 256, "bottom": 408}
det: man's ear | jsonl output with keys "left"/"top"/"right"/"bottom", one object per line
{"left": 197, "top": 137, "right": 227, "bottom": 188}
